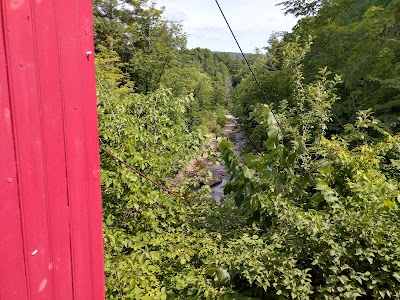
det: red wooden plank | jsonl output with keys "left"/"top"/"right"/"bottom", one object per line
{"left": 1, "top": 0, "right": 105, "bottom": 298}
{"left": 55, "top": 0, "right": 105, "bottom": 298}
{"left": 30, "top": 0, "right": 74, "bottom": 298}
{"left": 0, "top": 5, "right": 29, "bottom": 299}
{"left": 78, "top": 0, "right": 106, "bottom": 298}
{"left": 2, "top": 0, "right": 55, "bottom": 298}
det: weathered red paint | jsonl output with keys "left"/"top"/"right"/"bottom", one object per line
{"left": 0, "top": 0, "right": 105, "bottom": 299}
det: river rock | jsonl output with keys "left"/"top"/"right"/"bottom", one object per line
{"left": 206, "top": 168, "right": 224, "bottom": 187}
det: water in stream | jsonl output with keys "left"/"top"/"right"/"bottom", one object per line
{"left": 210, "top": 115, "right": 245, "bottom": 203}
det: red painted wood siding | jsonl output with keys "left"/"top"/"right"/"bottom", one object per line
{"left": 0, "top": 0, "right": 105, "bottom": 299}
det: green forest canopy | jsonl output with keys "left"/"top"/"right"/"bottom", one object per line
{"left": 95, "top": 0, "right": 400, "bottom": 299}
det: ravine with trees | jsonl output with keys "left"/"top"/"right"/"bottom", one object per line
{"left": 94, "top": 0, "right": 400, "bottom": 299}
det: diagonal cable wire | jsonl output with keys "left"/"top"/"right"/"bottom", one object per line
{"left": 213, "top": 0, "right": 285, "bottom": 132}
{"left": 99, "top": 144, "right": 194, "bottom": 204}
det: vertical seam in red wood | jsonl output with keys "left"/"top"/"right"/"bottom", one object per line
{"left": 29, "top": 0, "right": 56, "bottom": 297}
{"left": 74, "top": 0, "right": 95, "bottom": 297}
{"left": 0, "top": 2, "right": 31, "bottom": 299}
{"left": 53, "top": 0, "right": 76, "bottom": 298}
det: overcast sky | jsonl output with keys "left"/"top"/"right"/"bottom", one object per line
{"left": 156, "top": 0, "right": 298, "bottom": 53}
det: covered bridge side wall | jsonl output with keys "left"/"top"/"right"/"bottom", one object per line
{"left": 0, "top": 0, "right": 105, "bottom": 299}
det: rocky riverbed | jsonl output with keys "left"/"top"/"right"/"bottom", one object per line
{"left": 166, "top": 114, "right": 245, "bottom": 203}
{"left": 210, "top": 115, "right": 245, "bottom": 202}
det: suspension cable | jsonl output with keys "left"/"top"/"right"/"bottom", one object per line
{"left": 99, "top": 145, "right": 194, "bottom": 204}
{"left": 213, "top": 0, "right": 285, "bottom": 132}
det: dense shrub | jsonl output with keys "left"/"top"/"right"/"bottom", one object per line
{"left": 219, "top": 51, "right": 400, "bottom": 298}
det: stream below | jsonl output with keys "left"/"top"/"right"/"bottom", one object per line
{"left": 210, "top": 115, "right": 245, "bottom": 203}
